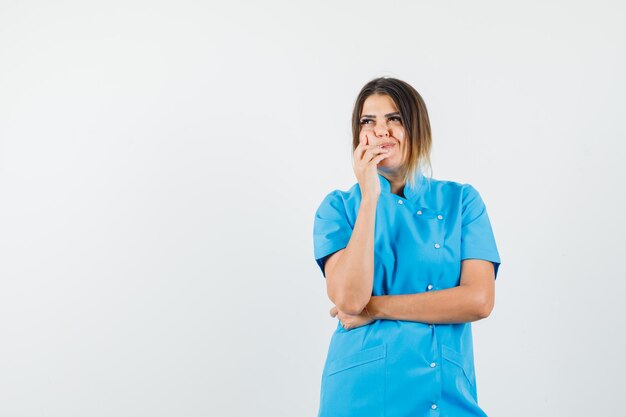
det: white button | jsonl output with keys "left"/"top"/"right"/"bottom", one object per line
{"left": 431, "top": 404, "right": 437, "bottom": 410}
{"left": 398, "top": 199, "right": 403, "bottom": 204}
{"left": 434, "top": 243, "right": 441, "bottom": 249}
{"left": 416, "top": 210, "right": 422, "bottom": 215}
{"left": 427, "top": 284, "right": 433, "bottom": 290}
{"left": 430, "top": 362, "right": 436, "bottom": 368}
{"left": 429, "top": 324, "right": 434, "bottom": 328}
{"left": 437, "top": 214, "right": 443, "bottom": 220}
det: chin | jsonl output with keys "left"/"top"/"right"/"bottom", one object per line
{"left": 380, "top": 157, "right": 398, "bottom": 166}
{"left": 378, "top": 162, "right": 400, "bottom": 171}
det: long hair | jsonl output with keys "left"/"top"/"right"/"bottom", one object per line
{"left": 351, "top": 77, "right": 433, "bottom": 189}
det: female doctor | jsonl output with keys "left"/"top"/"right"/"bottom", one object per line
{"left": 313, "top": 77, "right": 502, "bottom": 417}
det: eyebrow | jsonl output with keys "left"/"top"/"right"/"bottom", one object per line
{"left": 360, "top": 112, "right": 401, "bottom": 118}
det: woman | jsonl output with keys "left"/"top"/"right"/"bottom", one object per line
{"left": 312, "top": 77, "right": 501, "bottom": 417}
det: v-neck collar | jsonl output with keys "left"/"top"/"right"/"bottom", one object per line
{"left": 378, "top": 170, "right": 428, "bottom": 201}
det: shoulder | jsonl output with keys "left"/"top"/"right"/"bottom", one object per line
{"left": 421, "top": 176, "right": 488, "bottom": 216}
{"left": 315, "top": 182, "right": 362, "bottom": 212}
{"left": 423, "top": 175, "right": 476, "bottom": 200}
{"left": 436, "top": 178, "right": 490, "bottom": 219}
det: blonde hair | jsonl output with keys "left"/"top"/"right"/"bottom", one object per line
{"left": 351, "top": 77, "right": 433, "bottom": 190}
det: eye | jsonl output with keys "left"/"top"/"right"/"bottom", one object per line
{"left": 389, "top": 116, "right": 402, "bottom": 123}
{"left": 360, "top": 118, "right": 373, "bottom": 125}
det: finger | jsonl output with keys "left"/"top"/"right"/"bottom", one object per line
{"left": 355, "top": 133, "right": 369, "bottom": 160}
{"left": 355, "top": 132, "right": 367, "bottom": 149}
{"left": 369, "top": 152, "right": 392, "bottom": 166}
{"left": 362, "top": 146, "right": 390, "bottom": 164}
{"left": 356, "top": 133, "right": 383, "bottom": 157}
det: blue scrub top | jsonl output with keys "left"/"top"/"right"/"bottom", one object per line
{"left": 312, "top": 170, "right": 501, "bottom": 417}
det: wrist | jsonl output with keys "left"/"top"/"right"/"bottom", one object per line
{"left": 366, "top": 296, "right": 383, "bottom": 320}
{"left": 361, "top": 195, "right": 379, "bottom": 207}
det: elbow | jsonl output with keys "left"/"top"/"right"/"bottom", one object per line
{"left": 336, "top": 298, "right": 368, "bottom": 316}
{"left": 342, "top": 304, "right": 367, "bottom": 316}
{"left": 326, "top": 275, "right": 370, "bottom": 315}
{"left": 475, "top": 296, "right": 494, "bottom": 319}
{"left": 333, "top": 293, "right": 369, "bottom": 316}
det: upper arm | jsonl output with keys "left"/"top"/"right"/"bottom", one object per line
{"left": 323, "top": 248, "right": 345, "bottom": 279}
{"left": 460, "top": 184, "right": 502, "bottom": 280}
{"left": 313, "top": 191, "right": 353, "bottom": 278}
{"left": 459, "top": 259, "right": 495, "bottom": 317}
{"left": 323, "top": 248, "right": 346, "bottom": 303}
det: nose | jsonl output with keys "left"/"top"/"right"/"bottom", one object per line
{"left": 374, "top": 122, "right": 389, "bottom": 138}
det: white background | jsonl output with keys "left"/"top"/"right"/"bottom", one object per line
{"left": 1, "top": 1, "right": 625, "bottom": 416}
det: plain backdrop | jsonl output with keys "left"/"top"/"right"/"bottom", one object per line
{"left": 1, "top": 1, "right": 625, "bottom": 416}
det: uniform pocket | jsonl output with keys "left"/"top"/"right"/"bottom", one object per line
{"left": 320, "top": 344, "right": 386, "bottom": 417}
{"left": 441, "top": 344, "right": 477, "bottom": 401}
{"left": 413, "top": 207, "right": 446, "bottom": 251}
{"left": 415, "top": 206, "right": 442, "bottom": 220}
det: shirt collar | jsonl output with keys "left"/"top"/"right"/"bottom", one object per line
{"left": 378, "top": 170, "right": 428, "bottom": 200}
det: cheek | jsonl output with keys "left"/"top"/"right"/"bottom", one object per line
{"left": 390, "top": 127, "right": 405, "bottom": 139}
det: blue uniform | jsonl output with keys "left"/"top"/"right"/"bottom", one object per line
{"left": 312, "top": 171, "right": 501, "bottom": 417}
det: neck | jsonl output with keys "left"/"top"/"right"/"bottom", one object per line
{"left": 378, "top": 168, "right": 405, "bottom": 196}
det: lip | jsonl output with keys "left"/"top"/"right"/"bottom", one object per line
{"left": 380, "top": 142, "right": 396, "bottom": 149}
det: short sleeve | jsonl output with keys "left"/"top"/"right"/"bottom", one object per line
{"left": 313, "top": 191, "right": 353, "bottom": 278}
{"left": 461, "top": 184, "right": 502, "bottom": 279}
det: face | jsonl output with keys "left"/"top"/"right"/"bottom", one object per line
{"left": 359, "top": 94, "right": 407, "bottom": 169}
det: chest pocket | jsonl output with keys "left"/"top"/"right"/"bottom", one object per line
{"left": 415, "top": 206, "right": 444, "bottom": 221}
{"left": 415, "top": 206, "right": 446, "bottom": 238}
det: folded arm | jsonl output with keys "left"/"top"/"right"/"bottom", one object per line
{"left": 365, "top": 259, "right": 496, "bottom": 324}
{"left": 324, "top": 196, "right": 379, "bottom": 315}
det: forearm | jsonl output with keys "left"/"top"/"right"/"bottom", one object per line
{"left": 329, "top": 196, "right": 378, "bottom": 314}
{"left": 365, "top": 286, "right": 487, "bottom": 324}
